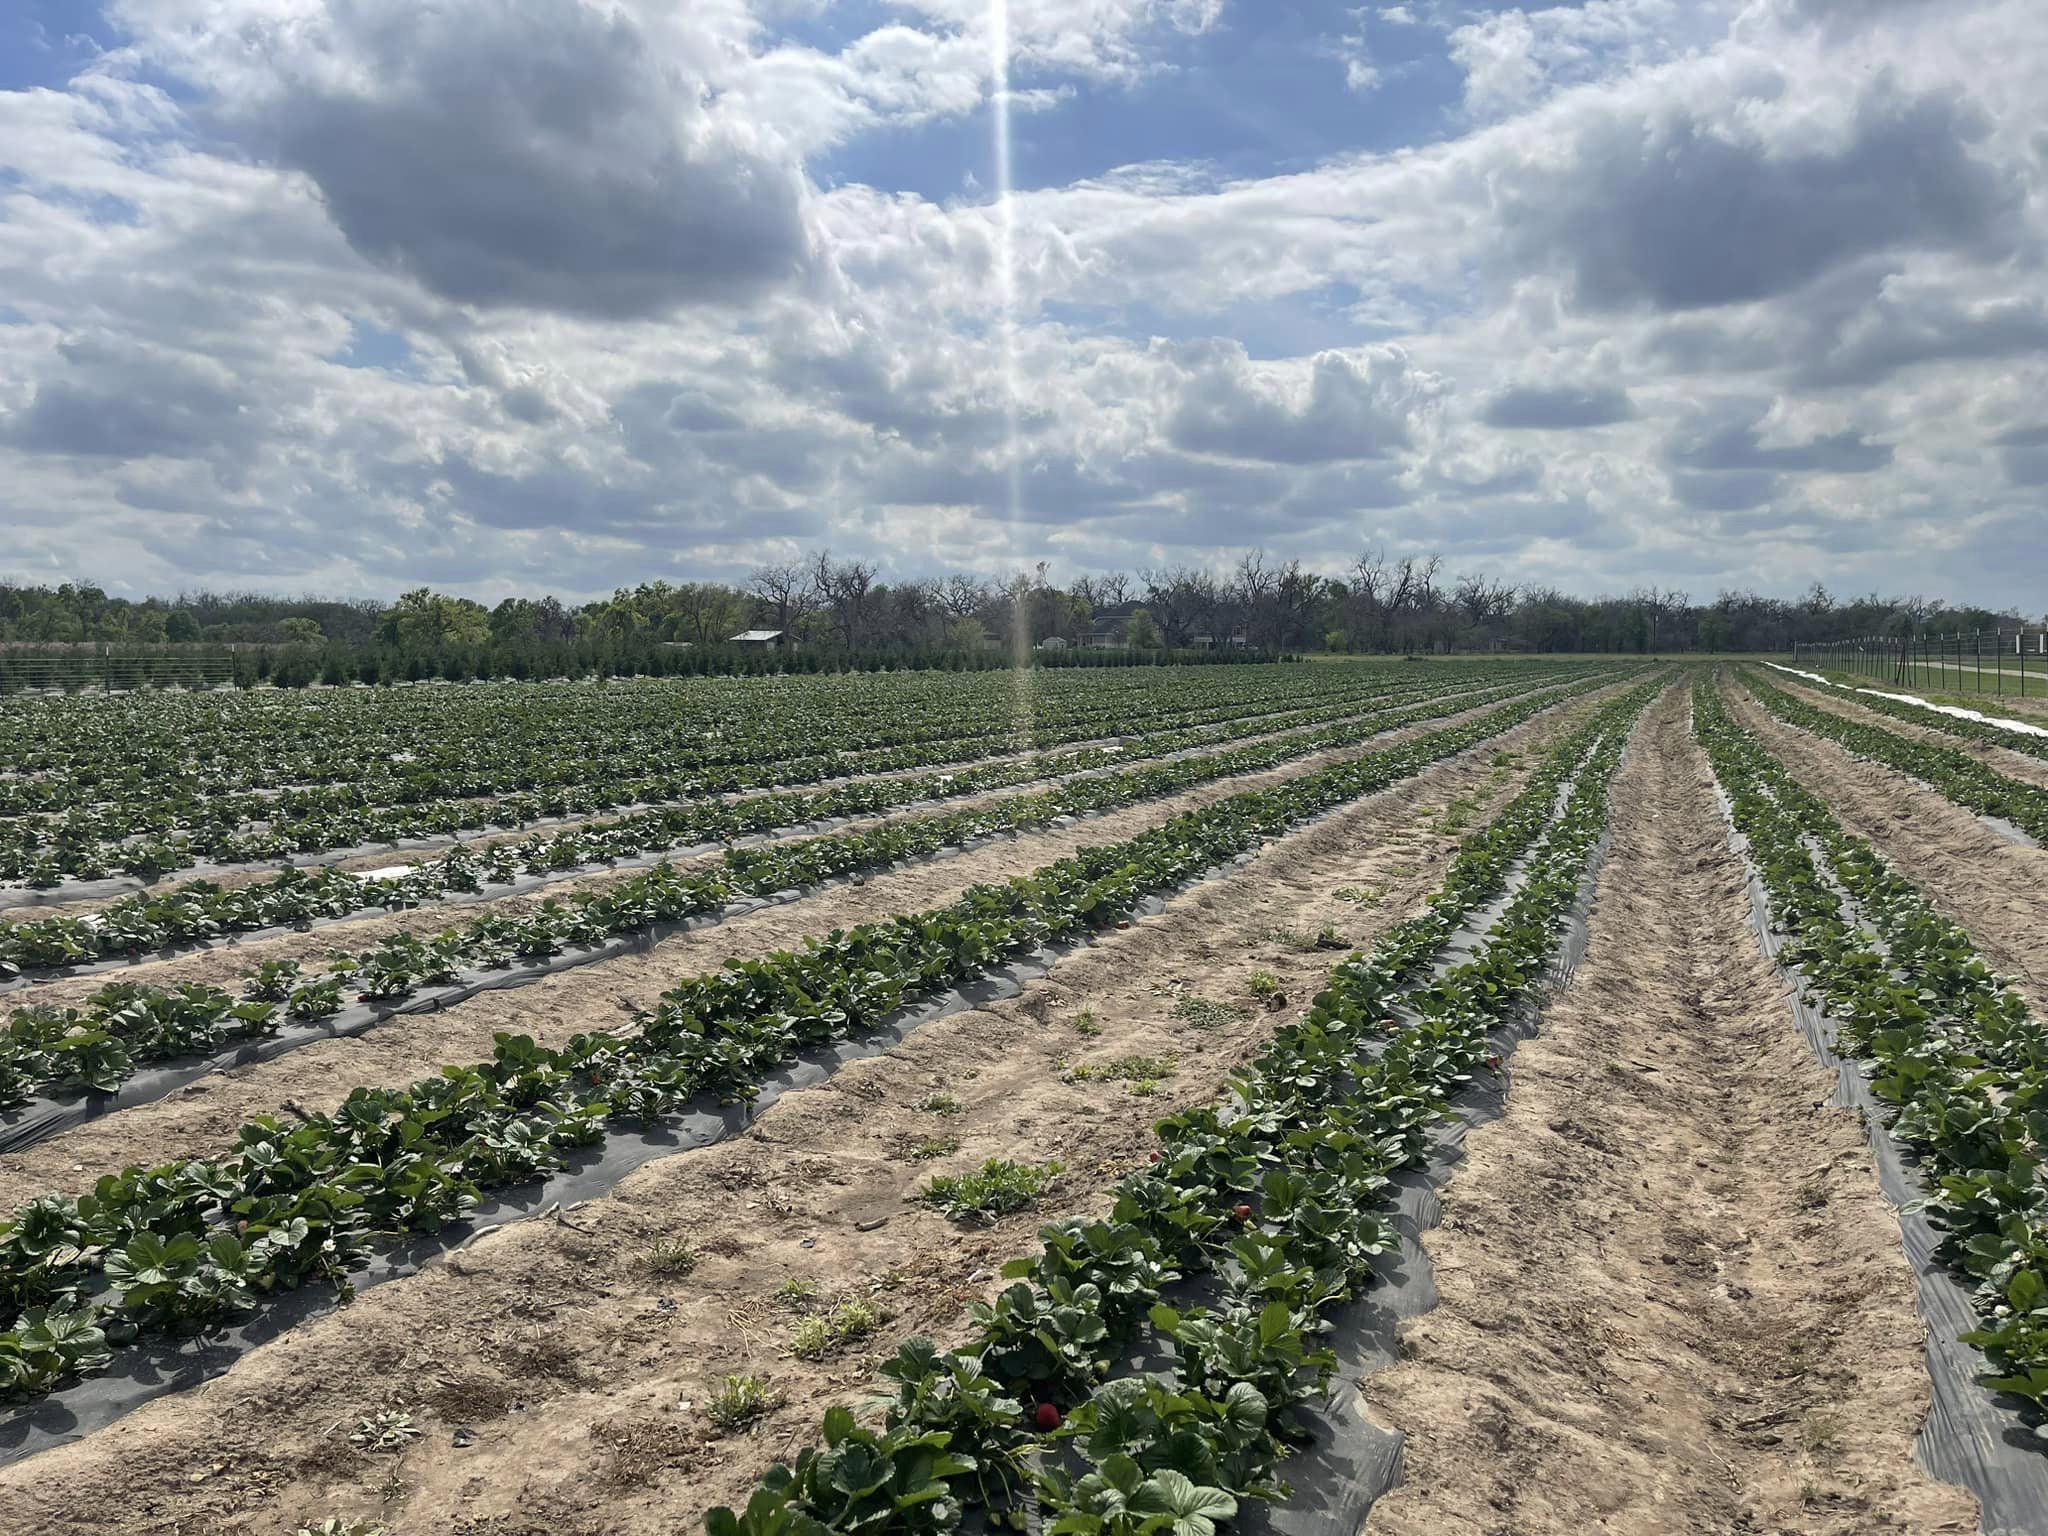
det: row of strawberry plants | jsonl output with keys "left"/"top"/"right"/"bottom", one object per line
{"left": 1, "top": 663, "right": 1410, "bottom": 811}
{"left": 2, "top": 667, "right": 1488, "bottom": 879}
{"left": 8, "top": 666, "right": 1382, "bottom": 834}
{"left": 0, "top": 672, "right": 1521, "bottom": 975}
{"left": 0, "top": 675, "right": 1634, "bottom": 1402}
{"left": 705, "top": 679, "right": 1657, "bottom": 1534}
{"left": 0, "top": 674, "right": 1527, "bottom": 889}
{"left": 0, "top": 675, "right": 1598, "bottom": 1109}
{"left": 1744, "top": 671, "right": 2048, "bottom": 843}
{"left": 1695, "top": 677, "right": 2048, "bottom": 1422}
{"left": 1790, "top": 670, "right": 2048, "bottom": 768}
{"left": 0, "top": 665, "right": 1304, "bottom": 806}
{"left": 0, "top": 671, "right": 1316, "bottom": 875}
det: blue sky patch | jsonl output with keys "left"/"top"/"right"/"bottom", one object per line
{"left": 0, "top": 0, "right": 111, "bottom": 92}
{"left": 329, "top": 322, "right": 414, "bottom": 373}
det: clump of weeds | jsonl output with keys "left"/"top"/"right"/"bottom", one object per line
{"left": 644, "top": 1237, "right": 699, "bottom": 1277}
{"left": 925, "top": 1159, "right": 1063, "bottom": 1224}
{"left": 705, "top": 1374, "right": 781, "bottom": 1431}
{"left": 789, "top": 1298, "right": 888, "bottom": 1360}
{"left": 1172, "top": 996, "right": 1252, "bottom": 1029}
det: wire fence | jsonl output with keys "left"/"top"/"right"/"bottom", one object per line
{"left": 1792, "top": 628, "right": 2048, "bottom": 701}
{"left": 0, "top": 649, "right": 244, "bottom": 695}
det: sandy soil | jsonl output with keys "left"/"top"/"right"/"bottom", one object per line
{"left": 0, "top": 681, "right": 1575, "bottom": 1536}
{"left": 0, "top": 684, "right": 1618, "bottom": 1212}
{"left": 1728, "top": 678, "right": 2048, "bottom": 1015}
{"left": 1360, "top": 687, "right": 1977, "bottom": 1536}
{"left": 1770, "top": 674, "right": 2048, "bottom": 793}
{"left": 5, "top": 682, "right": 1536, "bottom": 1001}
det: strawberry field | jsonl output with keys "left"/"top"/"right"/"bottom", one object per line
{"left": 3, "top": 658, "right": 2046, "bottom": 1536}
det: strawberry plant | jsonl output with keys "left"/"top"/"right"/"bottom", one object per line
{"left": 0, "top": 1305, "right": 111, "bottom": 1395}
{"left": 707, "top": 1407, "right": 975, "bottom": 1536}
{"left": 707, "top": 678, "right": 1659, "bottom": 1534}
{"left": 1045, "top": 1376, "right": 1276, "bottom": 1510}
{"left": 1744, "top": 671, "right": 2048, "bottom": 842}
{"left": 0, "top": 673, "right": 1646, "bottom": 1409}
{"left": 1696, "top": 675, "right": 2048, "bottom": 1432}
{"left": 1037, "top": 1460, "right": 1238, "bottom": 1536}
{"left": 2, "top": 662, "right": 1600, "bottom": 889}
{"left": 0, "top": 671, "right": 1618, "bottom": 1115}
{"left": 871, "top": 1338, "right": 1032, "bottom": 1510}
{"left": 969, "top": 1279, "right": 1114, "bottom": 1396}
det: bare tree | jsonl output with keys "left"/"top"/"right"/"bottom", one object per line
{"left": 812, "top": 551, "right": 879, "bottom": 648}
{"left": 1347, "top": 547, "right": 1392, "bottom": 650}
{"left": 746, "top": 561, "right": 817, "bottom": 637}
{"left": 939, "top": 572, "right": 991, "bottom": 619}
{"left": 1453, "top": 572, "right": 1517, "bottom": 646}
{"left": 1269, "top": 560, "right": 1321, "bottom": 650}
{"left": 1231, "top": 552, "right": 1277, "bottom": 648}
{"left": 1140, "top": 566, "right": 1222, "bottom": 647}
{"left": 1080, "top": 571, "right": 1133, "bottom": 608}
{"left": 1387, "top": 554, "right": 1442, "bottom": 617}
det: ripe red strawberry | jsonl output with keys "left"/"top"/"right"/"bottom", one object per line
{"left": 1035, "top": 1402, "right": 1062, "bottom": 1431}
{"left": 1231, "top": 1203, "right": 1253, "bottom": 1223}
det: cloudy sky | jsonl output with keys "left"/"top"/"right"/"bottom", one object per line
{"left": 0, "top": 0, "right": 2043, "bottom": 608}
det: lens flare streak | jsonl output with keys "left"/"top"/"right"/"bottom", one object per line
{"left": 989, "top": 0, "right": 1037, "bottom": 745}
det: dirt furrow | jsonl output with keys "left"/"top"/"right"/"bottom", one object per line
{"left": 1360, "top": 686, "right": 1974, "bottom": 1536}
{"left": 1770, "top": 674, "right": 2048, "bottom": 792}
{"left": 1727, "top": 677, "right": 2048, "bottom": 1014}
{"left": 0, "top": 686, "right": 1615, "bottom": 1212}
{"left": 0, "top": 685, "right": 1574, "bottom": 1535}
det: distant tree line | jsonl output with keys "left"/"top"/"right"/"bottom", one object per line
{"left": 0, "top": 550, "right": 2032, "bottom": 686}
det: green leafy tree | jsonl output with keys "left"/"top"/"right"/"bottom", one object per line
{"left": 1125, "top": 607, "right": 1164, "bottom": 650}
{"left": 377, "top": 589, "right": 490, "bottom": 650}
{"left": 582, "top": 591, "right": 651, "bottom": 646}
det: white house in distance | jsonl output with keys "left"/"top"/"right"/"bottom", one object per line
{"left": 728, "top": 629, "right": 784, "bottom": 648}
